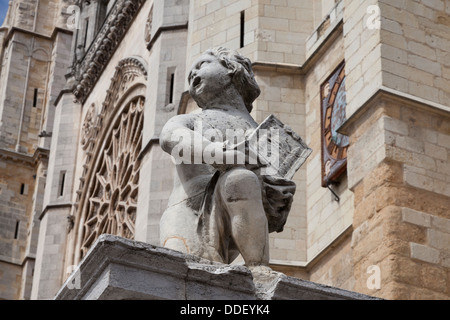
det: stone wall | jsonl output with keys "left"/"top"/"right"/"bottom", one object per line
{"left": 0, "top": 0, "right": 74, "bottom": 300}
{"left": 343, "top": 0, "right": 381, "bottom": 119}
{"left": 303, "top": 28, "right": 354, "bottom": 265}
{"left": 0, "top": 156, "right": 35, "bottom": 300}
{"left": 0, "top": 261, "right": 22, "bottom": 300}
{"left": 308, "top": 233, "right": 354, "bottom": 290}
{"left": 186, "top": 0, "right": 258, "bottom": 68}
{"left": 252, "top": 66, "right": 307, "bottom": 264}
{"left": 137, "top": 0, "right": 189, "bottom": 246}
{"left": 186, "top": 0, "right": 322, "bottom": 70}
{"left": 0, "top": 32, "right": 53, "bottom": 153}
{"left": 34, "top": 0, "right": 60, "bottom": 36}
{"left": 379, "top": 0, "right": 450, "bottom": 106}
{"left": 1, "top": 0, "right": 66, "bottom": 36}
{"left": 345, "top": 97, "right": 450, "bottom": 299}
{"left": 255, "top": 1, "right": 314, "bottom": 64}
{"left": 40, "top": 31, "right": 73, "bottom": 150}
{"left": 31, "top": 92, "right": 80, "bottom": 300}
{"left": 334, "top": 0, "right": 450, "bottom": 299}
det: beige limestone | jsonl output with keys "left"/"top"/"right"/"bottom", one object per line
{"left": 0, "top": 0, "right": 449, "bottom": 301}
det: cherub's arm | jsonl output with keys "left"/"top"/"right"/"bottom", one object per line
{"left": 160, "top": 115, "right": 223, "bottom": 164}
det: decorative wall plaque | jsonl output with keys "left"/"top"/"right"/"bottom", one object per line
{"left": 320, "top": 62, "right": 349, "bottom": 187}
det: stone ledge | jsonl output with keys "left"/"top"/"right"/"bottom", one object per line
{"left": 55, "top": 235, "right": 378, "bottom": 300}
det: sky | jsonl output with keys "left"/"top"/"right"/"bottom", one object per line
{"left": 0, "top": 0, "right": 9, "bottom": 26}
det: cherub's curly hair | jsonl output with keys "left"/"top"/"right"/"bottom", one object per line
{"left": 203, "top": 47, "right": 261, "bottom": 113}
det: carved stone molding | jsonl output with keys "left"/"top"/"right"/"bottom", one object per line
{"left": 77, "top": 56, "right": 147, "bottom": 164}
{"left": 72, "top": 0, "right": 145, "bottom": 103}
{"left": 102, "top": 57, "right": 147, "bottom": 117}
{"left": 80, "top": 103, "right": 97, "bottom": 151}
{"left": 144, "top": 4, "right": 153, "bottom": 46}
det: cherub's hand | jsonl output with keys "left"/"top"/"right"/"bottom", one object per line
{"left": 223, "top": 140, "right": 270, "bottom": 170}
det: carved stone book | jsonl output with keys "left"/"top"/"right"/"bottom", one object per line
{"left": 247, "top": 115, "right": 312, "bottom": 179}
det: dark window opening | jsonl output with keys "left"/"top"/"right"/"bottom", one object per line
{"left": 14, "top": 221, "right": 20, "bottom": 239}
{"left": 20, "top": 183, "right": 25, "bottom": 195}
{"left": 166, "top": 68, "right": 176, "bottom": 105}
{"left": 59, "top": 171, "right": 66, "bottom": 197}
{"left": 240, "top": 11, "right": 245, "bottom": 48}
{"left": 33, "top": 88, "right": 38, "bottom": 107}
{"left": 83, "top": 19, "right": 89, "bottom": 48}
{"left": 169, "top": 73, "right": 175, "bottom": 104}
{"left": 96, "top": 0, "right": 109, "bottom": 34}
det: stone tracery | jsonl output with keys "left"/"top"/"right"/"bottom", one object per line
{"left": 80, "top": 96, "right": 144, "bottom": 257}
{"left": 73, "top": 56, "right": 147, "bottom": 261}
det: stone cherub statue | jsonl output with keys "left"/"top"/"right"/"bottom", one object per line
{"left": 159, "top": 47, "right": 301, "bottom": 274}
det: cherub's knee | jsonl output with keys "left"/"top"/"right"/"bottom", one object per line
{"left": 219, "top": 168, "right": 261, "bottom": 203}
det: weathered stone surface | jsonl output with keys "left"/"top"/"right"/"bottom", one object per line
{"left": 159, "top": 47, "right": 309, "bottom": 270}
{"left": 55, "top": 235, "right": 377, "bottom": 300}
{"left": 2, "top": 0, "right": 449, "bottom": 302}
{"left": 56, "top": 235, "right": 256, "bottom": 300}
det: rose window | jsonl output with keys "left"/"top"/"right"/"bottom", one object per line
{"left": 80, "top": 97, "right": 144, "bottom": 258}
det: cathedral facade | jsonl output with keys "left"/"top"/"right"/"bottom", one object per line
{"left": 0, "top": 0, "right": 449, "bottom": 300}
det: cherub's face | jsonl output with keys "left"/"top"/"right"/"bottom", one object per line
{"left": 188, "top": 53, "right": 232, "bottom": 107}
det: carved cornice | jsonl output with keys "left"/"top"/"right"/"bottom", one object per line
{"left": 0, "top": 147, "right": 49, "bottom": 167}
{"left": 147, "top": 23, "right": 189, "bottom": 51}
{"left": 0, "top": 148, "right": 34, "bottom": 166}
{"left": 72, "top": 0, "right": 145, "bottom": 103}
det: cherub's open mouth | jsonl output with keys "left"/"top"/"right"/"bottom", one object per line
{"left": 192, "top": 76, "right": 201, "bottom": 88}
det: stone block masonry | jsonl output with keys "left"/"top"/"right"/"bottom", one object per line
{"left": 340, "top": 1, "right": 450, "bottom": 297}
{"left": 404, "top": 208, "right": 450, "bottom": 268}
{"left": 253, "top": 68, "right": 307, "bottom": 264}
{"left": 186, "top": 0, "right": 317, "bottom": 71}
{"left": 379, "top": 0, "right": 450, "bottom": 106}
{"left": 343, "top": 0, "right": 382, "bottom": 119}
{"left": 0, "top": 153, "right": 36, "bottom": 300}
{"left": 344, "top": 92, "right": 450, "bottom": 299}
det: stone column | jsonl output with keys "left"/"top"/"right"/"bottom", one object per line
{"left": 31, "top": 92, "right": 81, "bottom": 300}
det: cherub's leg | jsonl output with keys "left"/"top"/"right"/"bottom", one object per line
{"left": 218, "top": 167, "right": 269, "bottom": 267}
{"left": 160, "top": 204, "right": 198, "bottom": 255}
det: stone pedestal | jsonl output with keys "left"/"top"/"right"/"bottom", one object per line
{"left": 54, "top": 235, "right": 377, "bottom": 300}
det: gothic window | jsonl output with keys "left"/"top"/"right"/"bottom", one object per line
{"left": 72, "top": 56, "right": 147, "bottom": 264}
{"left": 79, "top": 96, "right": 144, "bottom": 258}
